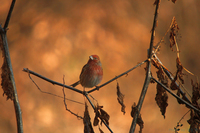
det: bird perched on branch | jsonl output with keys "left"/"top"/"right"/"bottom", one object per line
{"left": 71, "top": 55, "right": 103, "bottom": 89}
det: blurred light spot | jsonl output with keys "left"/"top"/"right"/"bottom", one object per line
{"left": 55, "top": 37, "right": 72, "bottom": 55}
{"left": 42, "top": 52, "right": 59, "bottom": 71}
{"left": 33, "top": 20, "right": 49, "bottom": 40}
{"left": 37, "top": 107, "right": 53, "bottom": 125}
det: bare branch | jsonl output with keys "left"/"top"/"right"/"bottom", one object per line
{"left": 23, "top": 68, "right": 83, "bottom": 94}
{"left": 129, "top": 0, "right": 161, "bottom": 132}
{"left": 4, "top": 0, "right": 16, "bottom": 30}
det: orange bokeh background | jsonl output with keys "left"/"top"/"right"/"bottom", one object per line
{"left": 0, "top": 0, "right": 200, "bottom": 133}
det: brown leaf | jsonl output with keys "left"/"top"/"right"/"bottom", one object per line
{"left": 176, "top": 89, "right": 186, "bottom": 105}
{"left": 169, "top": 17, "right": 179, "bottom": 51}
{"left": 170, "top": 57, "right": 185, "bottom": 90}
{"left": 171, "top": 0, "right": 177, "bottom": 3}
{"left": 93, "top": 105, "right": 110, "bottom": 127}
{"left": 155, "top": 83, "right": 168, "bottom": 118}
{"left": 187, "top": 110, "right": 200, "bottom": 133}
{"left": 0, "top": 39, "right": 14, "bottom": 100}
{"left": 93, "top": 115, "right": 99, "bottom": 126}
{"left": 170, "top": 81, "right": 179, "bottom": 90}
{"left": 83, "top": 103, "right": 94, "bottom": 133}
{"left": 131, "top": 103, "right": 144, "bottom": 133}
{"left": 191, "top": 80, "right": 200, "bottom": 105}
{"left": 100, "top": 108, "right": 110, "bottom": 126}
{"left": 116, "top": 82, "right": 126, "bottom": 114}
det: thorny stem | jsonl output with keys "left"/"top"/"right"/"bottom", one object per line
{"left": 129, "top": 0, "right": 160, "bottom": 133}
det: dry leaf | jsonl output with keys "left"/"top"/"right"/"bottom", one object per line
{"left": 131, "top": 103, "right": 144, "bottom": 133}
{"left": 116, "top": 82, "right": 126, "bottom": 114}
{"left": 100, "top": 108, "right": 110, "bottom": 126}
{"left": 93, "top": 105, "right": 110, "bottom": 127}
{"left": 155, "top": 84, "right": 168, "bottom": 118}
{"left": 0, "top": 38, "right": 14, "bottom": 100}
{"left": 169, "top": 17, "right": 179, "bottom": 51}
{"left": 155, "top": 66, "right": 168, "bottom": 118}
{"left": 187, "top": 110, "right": 200, "bottom": 133}
{"left": 191, "top": 80, "right": 200, "bottom": 105}
{"left": 83, "top": 103, "right": 94, "bottom": 133}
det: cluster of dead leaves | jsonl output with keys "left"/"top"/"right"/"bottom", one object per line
{"left": 151, "top": 16, "right": 200, "bottom": 132}
{"left": 83, "top": 103, "right": 110, "bottom": 133}
{"left": 187, "top": 80, "right": 200, "bottom": 133}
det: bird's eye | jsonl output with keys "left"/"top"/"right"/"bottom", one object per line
{"left": 94, "top": 57, "right": 97, "bottom": 59}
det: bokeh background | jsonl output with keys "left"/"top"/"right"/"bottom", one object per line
{"left": 0, "top": 0, "right": 200, "bottom": 133}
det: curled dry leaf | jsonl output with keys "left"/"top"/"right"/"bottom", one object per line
{"left": 93, "top": 105, "right": 110, "bottom": 127}
{"left": 170, "top": 57, "right": 184, "bottom": 90}
{"left": 116, "top": 82, "right": 126, "bottom": 114}
{"left": 169, "top": 17, "right": 179, "bottom": 51}
{"left": 187, "top": 110, "right": 200, "bottom": 133}
{"left": 131, "top": 103, "right": 144, "bottom": 133}
{"left": 187, "top": 80, "right": 200, "bottom": 133}
{"left": 83, "top": 103, "right": 94, "bottom": 133}
{"left": 100, "top": 108, "right": 110, "bottom": 126}
{"left": 0, "top": 38, "right": 14, "bottom": 100}
{"left": 191, "top": 80, "right": 200, "bottom": 105}
{"left": 155, "top": 66, "right": 168, "bottom": 118}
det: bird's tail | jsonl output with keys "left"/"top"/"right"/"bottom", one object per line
{"left": 70, "top": 81, "right": 80, "bottom": 87}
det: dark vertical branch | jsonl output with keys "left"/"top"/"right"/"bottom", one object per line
{"left": 4, "top": 0, "right": 16, "bottom": 30}
{"left": 129, "top": 1, "right": 161, "bottom": 133}
{"left": 0, "top": 0, "right": 23, "bottom": 133}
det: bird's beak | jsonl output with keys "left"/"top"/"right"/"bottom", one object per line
{"left": 89, "top": 55, "right": 94, "bottom": 60}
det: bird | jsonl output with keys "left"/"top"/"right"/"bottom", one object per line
{"left": 71, "top": 55, "right": 103, "bottom": 89}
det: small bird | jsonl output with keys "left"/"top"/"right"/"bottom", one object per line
{"left": 71, "top": 55, "right": 103, "bottom": 89}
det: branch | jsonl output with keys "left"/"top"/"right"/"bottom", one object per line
{"left": 88, "top": 59, "right": 148, "bottom": 93}
{"left": 4, "top": 0, "right": 16, "bottom": 30}
{"left": 0, "top": 0, "right": 23, "bottom": 131}
{"left": 152, "top": 77, "right": 200, "bottom": 113}
{"left": 23, "top": 68, "right": 83, "bottom": 94}
{"left": 129, "top": 0, "right": 161, "bottom": 132}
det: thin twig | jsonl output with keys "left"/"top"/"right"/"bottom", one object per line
{"left": 23, "top": 68, "right": 83, "bottom": 94}
{"left": 129, "top": 1, "right": 161, "bottom": 132}
{"left": 28, "top": 73, "right": 84, "bottom": 105}
{"left": 62, "top": 75, "right": 84, "bottom": 119}
{"left": 152, "top": 77, "right": 200, "bottom": 113}
{"left": 88, "top": 59, "right": 148, "bottom": 93}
